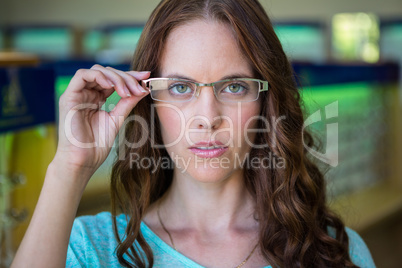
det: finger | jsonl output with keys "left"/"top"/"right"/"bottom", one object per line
{"left": 105, "top": 67, "right": 149, "bottom": 97}
{"left": 126, "top": 71, "right": 151, "bottom": 81}
{"left": 90, "top": 65, "right": 133, "bottom": 98}
{"left": 67, "top": 68, "right": 114, "bottom": 95}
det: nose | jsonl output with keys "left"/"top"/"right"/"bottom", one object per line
{"left": 191, "top": 86, "right": 223, "bottom": 130}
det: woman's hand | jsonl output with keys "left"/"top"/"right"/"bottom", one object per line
{"left": 54, "top": 64, "right": 150, "bottom": 178}
{"left": 11, "top": 65, "right": 151, "bottom": 268}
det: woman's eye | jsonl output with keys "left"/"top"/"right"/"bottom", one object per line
{"left": 169, "top": 84, "right": 192, "bottom": 94}
{"left": 223, "top": 84, "right": 246, "bottom": 94}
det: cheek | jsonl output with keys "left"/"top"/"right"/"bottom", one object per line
{"left": 156, "top": 105, "right": 184, "bottom": 145}
{"left": 236, "top": 104, "right": 261, "bottom": 144}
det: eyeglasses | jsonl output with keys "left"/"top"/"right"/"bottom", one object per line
{"left": 141, "top": 78, "right": 268, "bottom": 103}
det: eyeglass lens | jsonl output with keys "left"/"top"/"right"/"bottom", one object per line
{"left": 148, "top": 79, "right": 260, "bottom": 103}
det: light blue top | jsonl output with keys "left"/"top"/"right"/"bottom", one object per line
{"left": 67, "top": 212, "right": 375, "bottom": 267}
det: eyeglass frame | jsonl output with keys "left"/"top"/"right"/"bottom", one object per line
{"left": 141, "top": 77, "right": 269, "bottom": 103}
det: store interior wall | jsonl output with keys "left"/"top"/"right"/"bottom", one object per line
{"left": 1, "top": 0, "right": 401, "bottom": 27}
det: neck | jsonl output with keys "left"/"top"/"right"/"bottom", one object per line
{"left": 159, "top": 169, "right": 256, "bottom": 233}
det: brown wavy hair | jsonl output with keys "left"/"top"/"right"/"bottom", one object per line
{"left": 110, "top": 0, "right": 358, "bottom": 267}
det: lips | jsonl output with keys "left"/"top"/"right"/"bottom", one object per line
{"left": 189, "top": 141, "right": 228, "bottom": 158}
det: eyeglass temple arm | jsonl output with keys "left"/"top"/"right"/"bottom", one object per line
{"left": 260, "top": 81, "right": 268, "bottom": 92}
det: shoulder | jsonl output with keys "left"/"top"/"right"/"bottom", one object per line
{"left": 72, "top": 211, "right": 127, "bottom": 232}
{"left": 70, "top": 212, "right": 128, "bottom": 243}
{"left": 344, "top": 227, "right": 376, "bottom": 268}
{"left": 67, "top": 212, "right": 128, "bottom": 268}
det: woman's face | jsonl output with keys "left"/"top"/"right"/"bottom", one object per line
{"left": 156, "top": 20, "right": 261, "bottom": 183}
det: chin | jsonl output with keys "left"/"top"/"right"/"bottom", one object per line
{"left": 179, "top": 162, "right": 238, "bottom": 184}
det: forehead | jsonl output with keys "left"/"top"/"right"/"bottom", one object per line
{"left": 159, "top": 20, "right": 253, "bottom": 81}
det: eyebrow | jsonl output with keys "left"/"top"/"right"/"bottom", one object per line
{"left": 164, "top": 73, "right": 254, "bottom": 82}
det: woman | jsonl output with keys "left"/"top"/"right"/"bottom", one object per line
{"left": 12, "top": 0, "right": 375, "bottom": 267}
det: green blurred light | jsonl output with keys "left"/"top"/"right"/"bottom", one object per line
{"left": 83, "top": 30, "right": 105, "bottom": 56}
{"left": 274, "top": 25, "right": 325, "bottom": 62}
{"left": 332, "top": 13, "right": 380, "bottom": 63}
{"left": 109, "top": 27, "right": 143, "bottom": 50}
{"left": 13, "top": 28, "right": 73, "bottom": 58}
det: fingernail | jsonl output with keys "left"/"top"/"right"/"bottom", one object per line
{"left": 140, "top": 71, "right": 151, "bottom": 74}
{"left": 124, "top": 86, "right": 131, "bottom": 97}
{"left": 139, "top": 85, "right": 148, "bottom": 93}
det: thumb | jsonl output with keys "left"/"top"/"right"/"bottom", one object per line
{"left": 109, "top": 92, "right": 149, "bottom": 130}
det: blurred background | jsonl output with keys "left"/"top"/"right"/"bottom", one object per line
{"left": 0, "top": 0, "right": 401, "bottom": 267}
